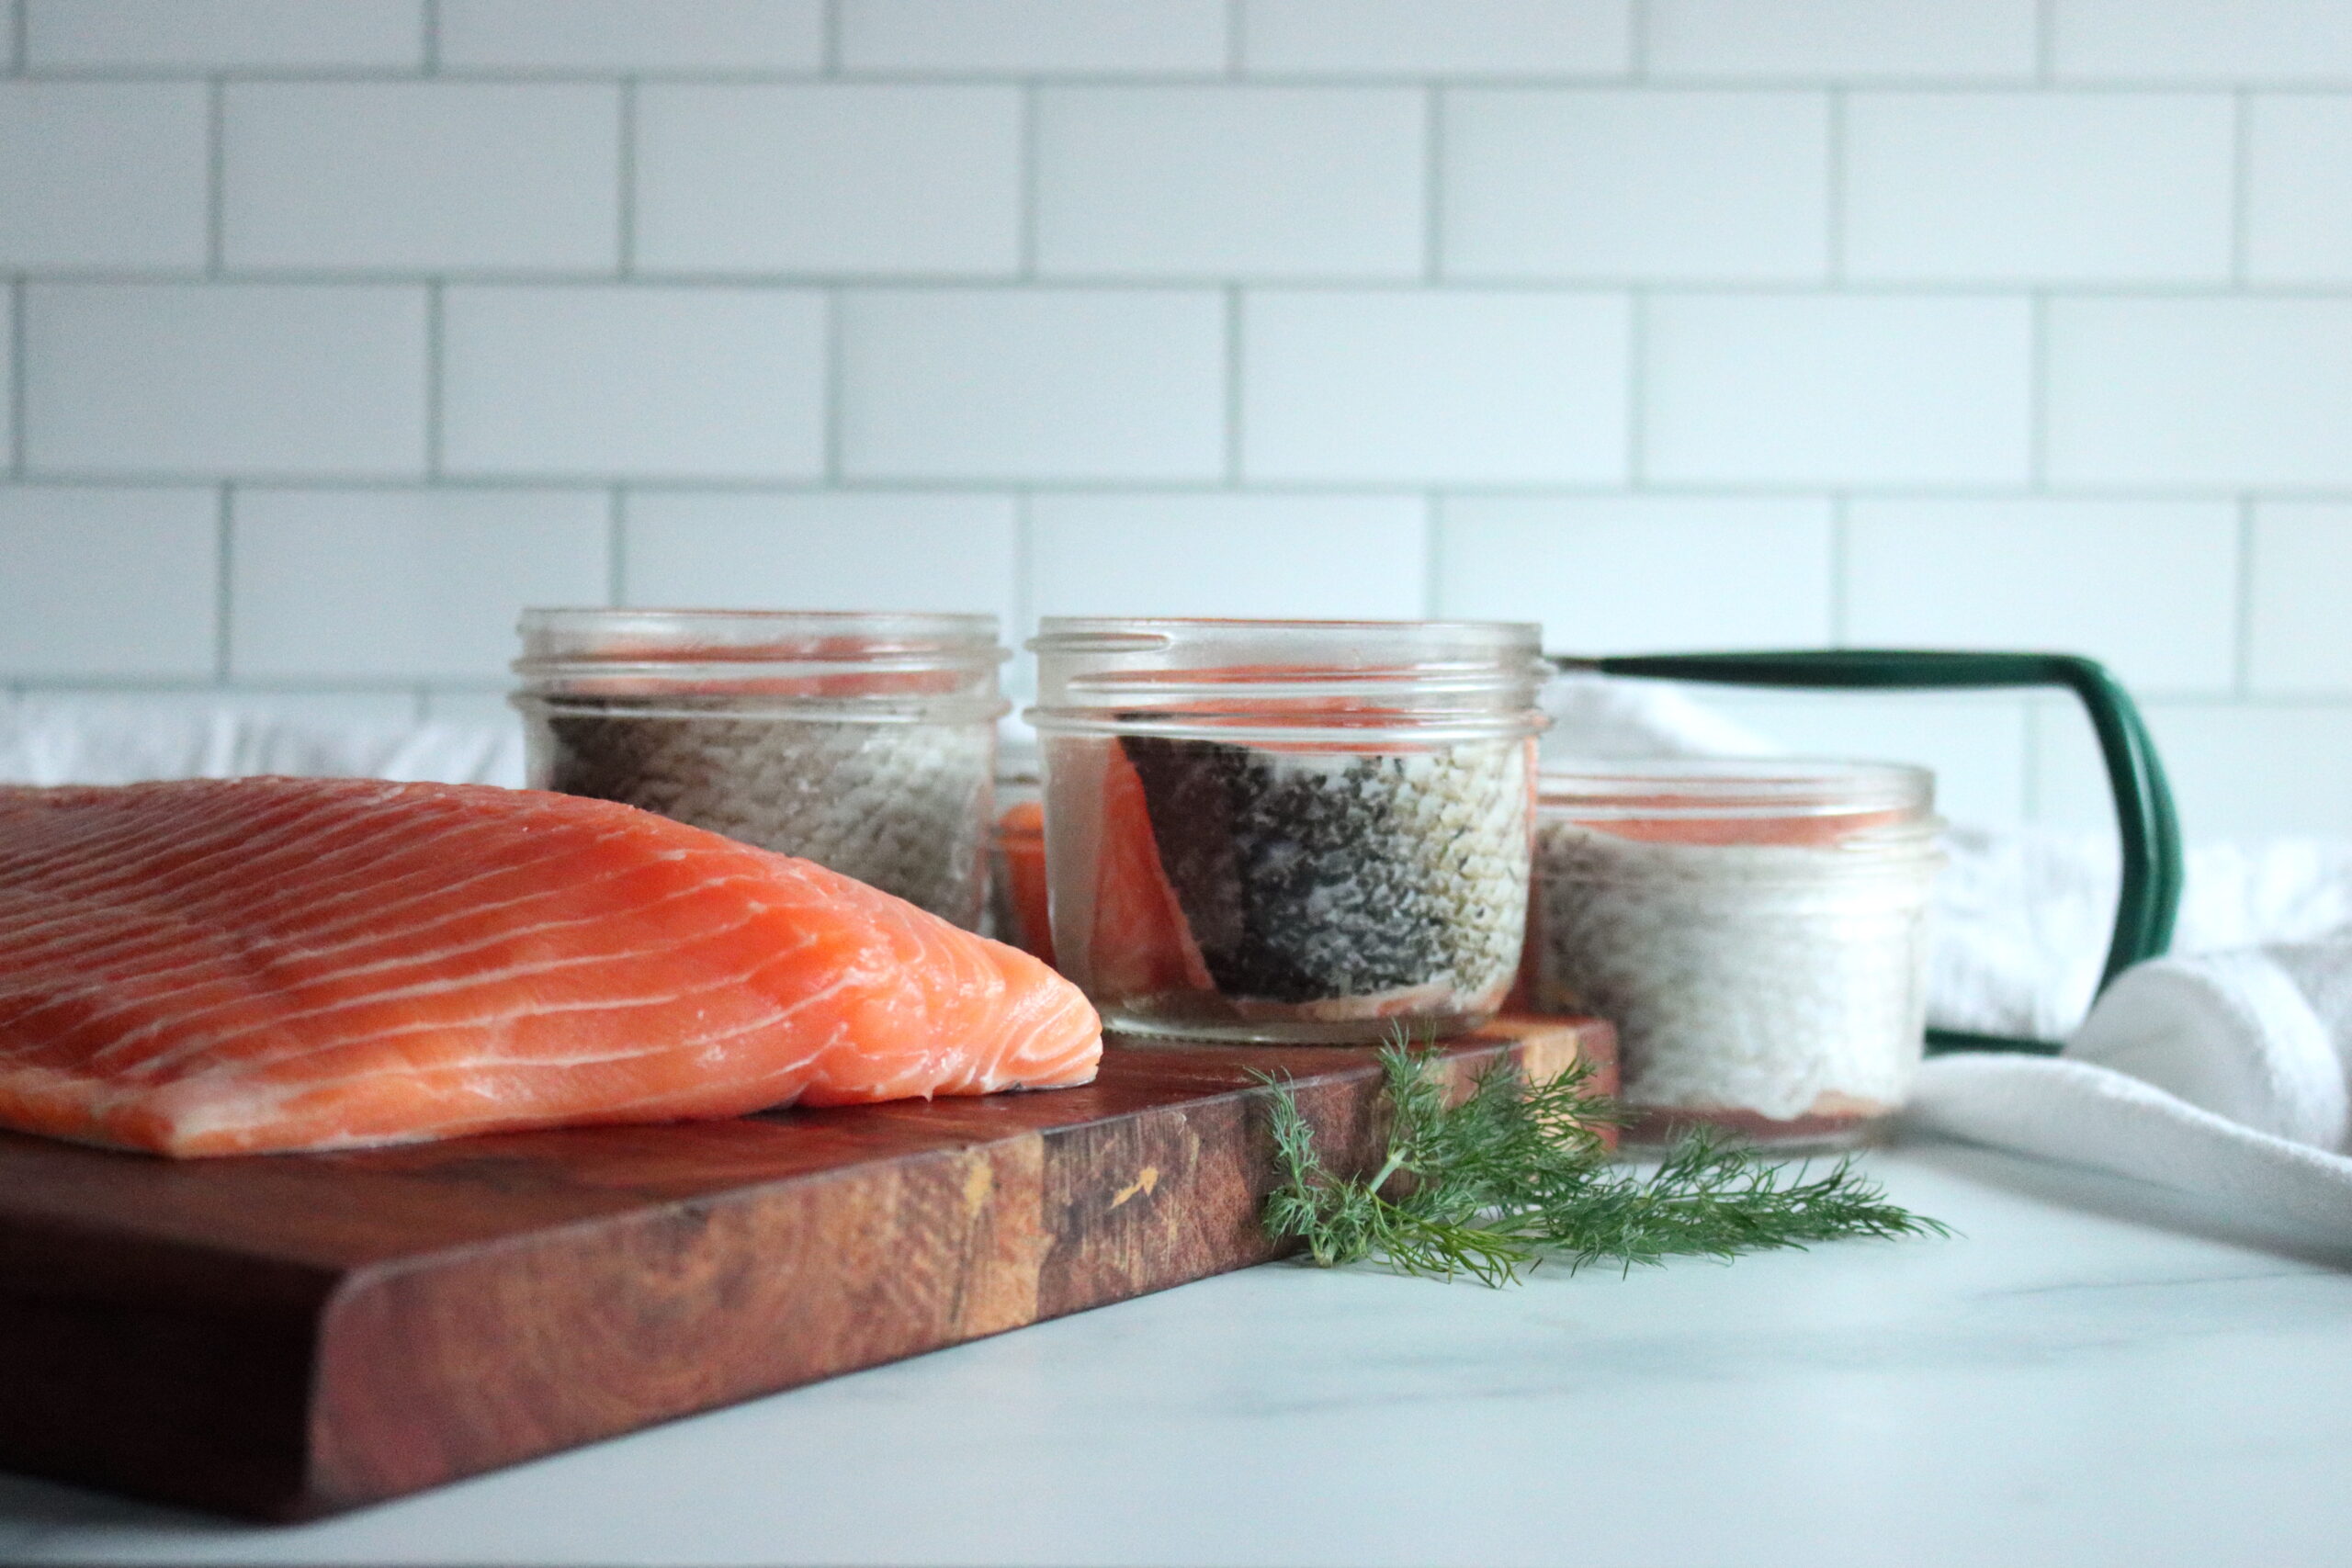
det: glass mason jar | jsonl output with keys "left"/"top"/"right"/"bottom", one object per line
{"left": 1529, "top": 760, "right": 1944, "bottom": 1148}
{"left": 1028, "top": 618, "right": 1547, "bottom": 1043}
{"left": 987, "top": 755, "right": 1053, "bottom": 964}
{"left": 512, "top": 609, "right": 1008, "bottom": 929}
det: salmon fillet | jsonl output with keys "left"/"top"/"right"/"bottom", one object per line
{"left": 0, "top": 777, "right": 1101, "bottom": 1157}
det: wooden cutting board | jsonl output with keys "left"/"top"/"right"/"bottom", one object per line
{"left": 0, "top": 1016, "right": 1612, "bottom": 1523}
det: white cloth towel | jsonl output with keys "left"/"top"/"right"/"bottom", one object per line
{"left": 0, "top": 707, "right": 526, "bottom": 789}
{"left": 1906, "top": 944, "right": 2352, "bottom": 1237}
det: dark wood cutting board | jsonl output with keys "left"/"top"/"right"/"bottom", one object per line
{"left": 0, "top": 1015, "right": 1612, "bottom": 1523}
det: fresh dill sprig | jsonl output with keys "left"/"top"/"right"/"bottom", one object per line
{"left": 1260, "top": 1042, "right": 1946, "bottom": 1285}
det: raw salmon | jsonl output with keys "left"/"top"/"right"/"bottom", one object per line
{"left": 989, "top": 797, "right": 1056, "bottom": 968}
{"left": 1057, "top": 738, "right": 1213, "bottom": 1008}
{"left": 0, "top": 777, "right": 1101, "bottom": 1157}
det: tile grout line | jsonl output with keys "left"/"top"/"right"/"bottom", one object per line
{"left": 420, "top": 0, "right": 440, "bottom": 73}
{"left": 1224, "top": 0, "right": 1243, "bottom": 76}
{"left": 1223, "top": 284, "right": 1243, "bottom": 488}
{"left": 616, "top": 77, "right": 638, "bottom": 277}
{"left": 213, "top": 483, "right": 234, "bottom": 682}
{"left": 820, "top": 0, "right": 842, "bottom": 76}
{"left": 2034, "top": 0, "right": 2055, "bottom": 84}
{"left": 2233, "top": 495, "right": 2257, "bottom": 696}
{"left": 424, "top": 280, "right": 445, "bottom": 479}
{"left": 1421, "top": 85, "right": 1442, "bottom": 282}
{"left": 9, "top": 0, "right": 25, "bottom": 73}
{"left": 205, "top": 77, "right": 226, "bottom": 275}
{"left": 1628, "top": 0, "right": 1651, "bottom": 80}
{"left": 2230, "top": 86, "right": 2253, "bottom": 287}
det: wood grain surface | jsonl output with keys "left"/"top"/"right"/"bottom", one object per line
{"left": 0, "top": 1016, "right": 1613, "bottom": 1522}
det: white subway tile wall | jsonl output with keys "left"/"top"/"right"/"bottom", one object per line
{"left": 839, "top": 289, "right": 1225, "bottom": 479}
{"left": 2245, "top": 95, "right": 2352, "bottom": 282}
{"left": 228, "top": 488, "right": 609, "bottom": 680}
{"left": 1035, "top": 87, "right": 1425, "bottom": 278}
{"left": 2046, "top": 299, "right": 2352, "bottom": 487}
{"left": 1240, "top": 1, "right": 1630, "bottom": 78}
{"left": 0, "top": 486, "right": 218, "bottom": 677}
{"left": 1434, "top": 496, "right": 1835, "bottom": 651}
{"left": 835, "top": 1, "right": 1228, "bottom": 76}
{"left": 620, "top": 491, "right": 1020, "bottom": 626}
{"left": 1842, "top": 500, "right": 2241, "bottom": 694}
{"left": 436, "top": 1, "right": 825, "bottom": 73}
{"left": 1442, "top": 89, "right": 1829, "bottom": 281}
{"left": 221, "top": 83, "right": 619, "bottom": 273}
{"left": 1029, "top": 493, "right": 1429, "bottom": 618}
{"left": 2248, "top": 503, "right": 2352, "bottom": 694}
{"left": 24, "top": 284, "right": 428, "bottom": 476}
{"left": 1643, "top": 295, "right": 2032, "bottom": 485}
{"left": 0, "top": 83, "right": 208, "bottom": 268}
{"left": 2051, "top": 0, "right": 2352, "bottom": 85}
{"left": 1243, "top": 289, "right": 1628, "bottom": 481}
{"left": 6, "top": 0, "right": 2352, "bottom": 840}
{"left": 440, "top": 287, "right": 826, "bottom": 478}
{"left": 24, "top": 1, "right": 423, "bottom": 71}
{"left": 1842, "top": 93, "right": 2234, "bottom": 283}
{"left": 1644, "top": 0, "right": 2040, "bottom": 83}
{"left": 637, "top": 85, "right": 1020, "bottom": 276}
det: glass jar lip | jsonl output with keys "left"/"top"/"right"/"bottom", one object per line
{"left": 1030, "top": 615, "right": 1541, "bottom": 657}
{"left": 1538, "top": 757, "right": 1933, "bottom": 819}
{"left": 1028, "top": 617, "right": 1548, "bottom": 735}
{"left": 517, "top": 607, "right": 1002, "bottom": 665}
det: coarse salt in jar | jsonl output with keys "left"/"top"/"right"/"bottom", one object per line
{"left": 1028, "top": 618, "right": 1547, "bottom": 1043}
{"left": 512, "top": 609, "right": 1008, "bottom": 929}
{"left": 1529, "top": 759, "right": 1944, "bottom": 1148}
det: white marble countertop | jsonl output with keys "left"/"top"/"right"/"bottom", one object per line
{"left": 7, "top": 1138, "right": 2352, "bottom": 1568}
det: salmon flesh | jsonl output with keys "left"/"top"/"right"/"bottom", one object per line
{"left": 0, "top": 778, "right": 1101, "bottom": 1157}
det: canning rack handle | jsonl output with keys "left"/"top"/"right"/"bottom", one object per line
{"left": 1555, "top": 649, "right": 2184, "bottom": 1057}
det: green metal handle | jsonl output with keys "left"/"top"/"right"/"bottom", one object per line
{"left": 1564, "top": 649, "right": 2183, "bottom": 1056}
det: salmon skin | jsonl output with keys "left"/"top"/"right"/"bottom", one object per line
{"left": 0, "top": 777, "right": 1101, "bottom": 1157}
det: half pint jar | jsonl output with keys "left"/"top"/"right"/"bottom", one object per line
{"left": 1529, "top": 760, "right": 1944, "bottom": 1148}
{"left": 1028, "top": 618, "right": 1547, "bottom": 1043}
{"left": 513, "top": 609, "right": 1009, "bottom": 929}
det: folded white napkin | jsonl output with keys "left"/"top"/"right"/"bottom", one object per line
{"left": 1905, "top": 944, "right": 2352, "bottom": 1237}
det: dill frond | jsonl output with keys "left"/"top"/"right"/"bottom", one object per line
{"left": 1258, "top": 1039, "right": 1946, "bottom": 1286}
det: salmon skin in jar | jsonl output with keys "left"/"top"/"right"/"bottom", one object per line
{"left": 1029, "top": 619, "right": 1545, "bottom": 1043}
{"left": 512, "top": 609, "right": 1010, "bottom": 930}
